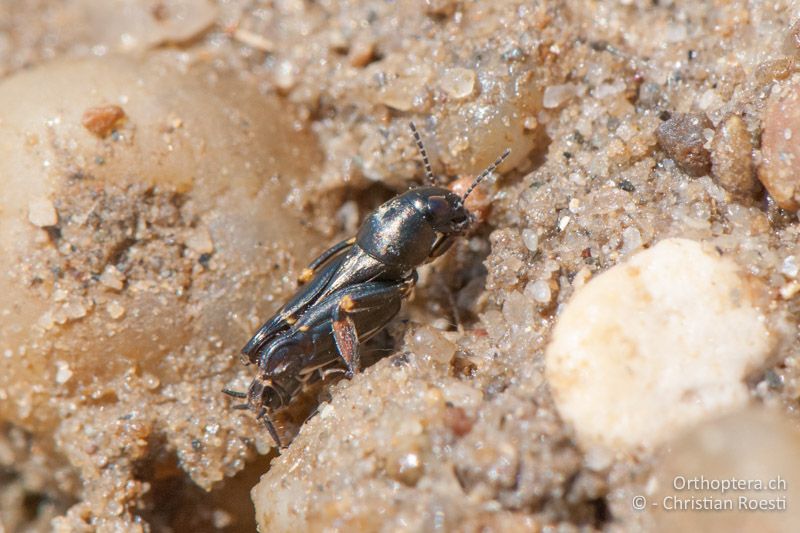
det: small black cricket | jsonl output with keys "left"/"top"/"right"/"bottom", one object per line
{"left": 224, "top": 123, "right": 510, "bottom": 447}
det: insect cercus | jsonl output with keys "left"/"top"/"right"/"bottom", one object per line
{"left": 224, "top": 123, "right": 510, "bottom": 447}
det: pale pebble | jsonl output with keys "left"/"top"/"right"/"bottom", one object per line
{"left": 521, "top": 228, "right": 538, "bottom": 253}
{"left": 27, "top": 198, "right": 58, "bottom": 227}
{"left": 545, "top": 238, "right": 772, "bottom": 450}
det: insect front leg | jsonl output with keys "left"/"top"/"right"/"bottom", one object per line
{"left": 430, "top": 234, "right": 457, "bottom": 259}
{"left": 330, "top": 277, "right": 416, "bottom": 378}
{"left": 256, "top": 407, "right": 283, "bottom": 449}
{"left": 222, "top": 385, "right": 284, "bottom": 447}
{"left": 240, "top": 375, "right": 298, "bottom": 449}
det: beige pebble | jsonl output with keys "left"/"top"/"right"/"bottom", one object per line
{"left": 542, "top": 83, "right": 579, "bottom": 109}
{"left": 711, "top": 114, "right": 760, "bottom": 198}
{"left": 27, "top": 198, "right": 58, "bottom": 227}
{"left": 99, "top": 265, "right": 125, "bottom": 291}
{"left": 546, "top": 238, "right": 772, "bottom": 451}
{"left": 63, "top": 300, "right": 88, "bottom": 320}
{"left": 55, "top": 361, "right": 73, "bottom": 384}
{"left": 274, "top": 60, "right": 297, "bottom": 92}
{"left": 107, "top": 301, "right": 126, "bottom": 320}
{"left": 377, "top": 78, "right": 417, "bottom": 111}
{"left": 186, "top": 227, "right": 214, "bottom": 254}
{"left": 347, "top": 35, "right": 375, "bottom": 68}
{"left": 232, "top": 28, "right": 275, "bottom": 52}
{"left": 440, "top": 68, "right": 476, "bottom": 99}
{"left": 780, "top": 280, "right": 800, "bottom": 300}
{"left": 759, "top": 81, "right": 800, "bottom": 209}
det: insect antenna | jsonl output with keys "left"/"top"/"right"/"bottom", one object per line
{"left": 409, "top": 122, "right": 435, "bottom": 185}
{"left": 462, "top": 148, "right": 511, "bottom": 200}
{"left": 222, "top": 388, "right": 248, "bottom": 398}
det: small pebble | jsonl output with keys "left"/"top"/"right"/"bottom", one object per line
{"left": 63, "top": 301, "right": 88, "bottom": 320}
{"left": 81, "top": 104, "right": 126, "bottom": 138}
{"left": 107, "top": 301, "right": 126, "bottom": 319}
{"left": 27, "top": 198, "right": 58, "bottom": 227}
{"left": 232, "top": 29, "right": 275, "bottom": 52}
{"left": 543, "top": 83, "right": 578, "bottom": 109}
{"left": 780, "top": 281, "right": 800, "bottom": 300}
{"left": 99, "top": 265, "right": 125, "bottom": 291}
{"left": 318, "top": 403, "right": 335, "bottom": 420}
{"left": 442, "top": 407, "right": 473, "bottom": 439}
{"left": 336, "top": 201, "right": 360, "bottom": 235}
{"left": 386, "top": 450, "right": 424, "bottom": 486}
{"left": 637, "top": 81, "right": 665, "bottom": 110}
{"left": 521, "top": 228, "right": 539, "bottom": 253}
{"left": 186, "top": 227, "right": 214, "bottom": 254}
{"left": 348, "top": 35, "right": 375, "bottom": 68}
{"left": 656, "top": 112, "right": 713, "bottom": 177}
{"left": 212, "top": 510, "right": 234, "bottom": 529}
{"left": 526, "top": 280, "right": 551, "bottom": 304}
{"left": 620, "top": 226, "right": 642, "bottom": 255}
{"left": 55, "top": 361, "right": 73, "bottom": 384}
{"left": 274, "top": 61, "right": 297, "bottom": 92}
{"left": 405, "top": 325, "right": 457, "bottom": 365}
{"left": 784, "top": 19, "right": 800, "bottom": 56}
{"left": 758, "top": 81, "right": 800, "bottom": 209}
{"left": 142, "top": 373, "right": 160, "bottom": 390}
{"left": 711, "top": 114, "right": 759, "bottom": 198}
{"left": 440, "top": 68, "right": 476, "bottom": 99}
{"left": 423, "top": 0, "right": 459, "bottom": 16}
{"left": 782, "top": 255, "right": 799, "bottom": 278}
{"left": 378, "top": 79, "right": 416, "bottom": 111}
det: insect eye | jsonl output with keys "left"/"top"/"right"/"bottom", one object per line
{"left": 428, "top": 196, "right": 450, "bottom": 218}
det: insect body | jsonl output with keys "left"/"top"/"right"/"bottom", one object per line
{"left": 225, "top": 124, "right": 510, "bottom": 447}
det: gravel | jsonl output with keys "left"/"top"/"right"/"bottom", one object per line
{"left": 2, "top": 1, "right": 800, "bottom": 531}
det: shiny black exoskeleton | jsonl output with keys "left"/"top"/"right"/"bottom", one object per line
{"left": 224, "top": 123, "right": 510, "bottom": 447}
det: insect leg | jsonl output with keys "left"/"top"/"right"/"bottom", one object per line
{"left": 331, "top": 277, "right": 416, "bottom": 378}
{"left": 256, "top": 408, "right": 283, "bottom": 448}
{"left": 319, "top": 366, "right": 347, "bottom": 380}
{"left": 332, "top": 302, "right": 359, "bottom": 378}
{"left": 429, "top": 234, "right": 457, "bottom": 259}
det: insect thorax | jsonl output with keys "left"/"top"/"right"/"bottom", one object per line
{"left": 356, "top": 195, "right": 438, "bottom": 268}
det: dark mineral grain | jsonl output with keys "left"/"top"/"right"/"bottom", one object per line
{"left": 656, "top": 112, "right": 713, "bottom": 177}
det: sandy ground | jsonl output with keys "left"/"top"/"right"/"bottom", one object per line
{"left": 1, "top": 1, "right": 800, "bottom": 531}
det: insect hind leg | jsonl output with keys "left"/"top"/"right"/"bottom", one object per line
{"left": 330, "top": 277, "right": 414, "bottom": 378}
